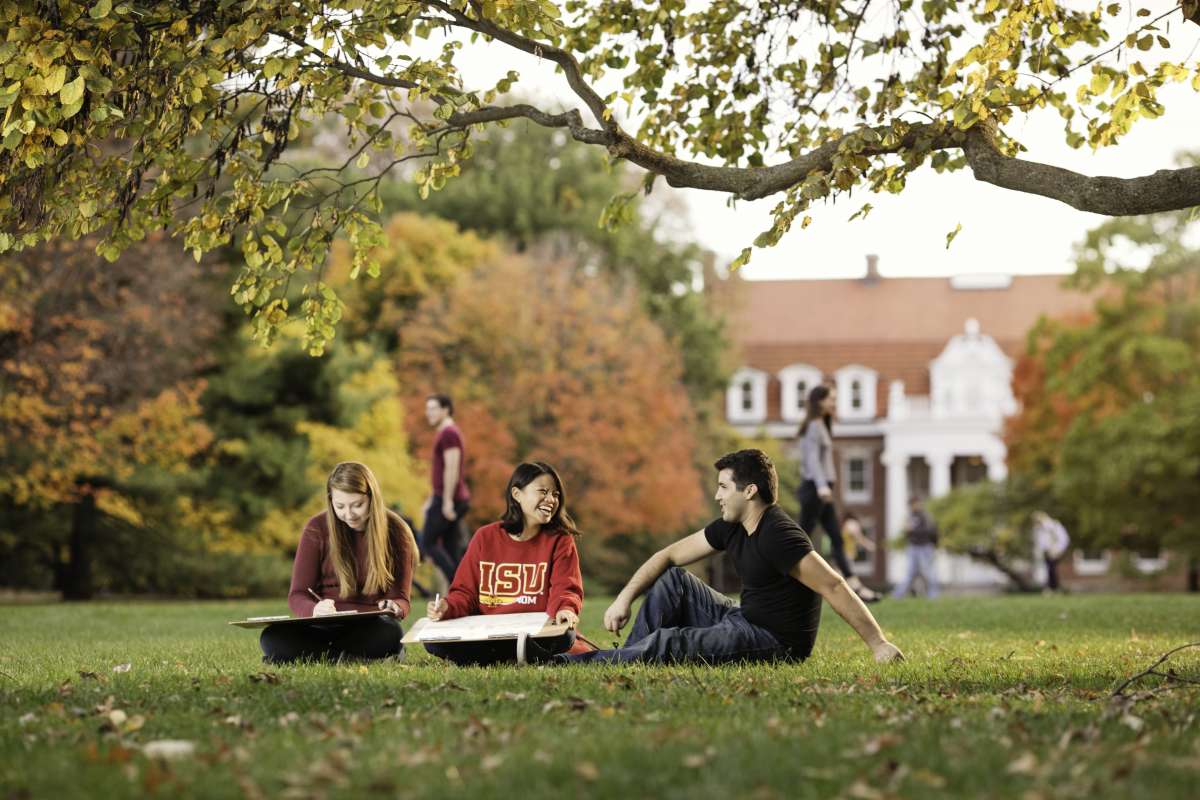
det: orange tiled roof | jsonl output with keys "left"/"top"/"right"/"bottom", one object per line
{"left": 724, "top": 274, "right": 1095, "bottom": 418}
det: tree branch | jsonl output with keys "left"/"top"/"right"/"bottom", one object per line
{"left": 1111, "top": 641, "right": 1200, "bottom": 696}
{"left": 963, "top": 125, "right": 1200, "bottom": 215}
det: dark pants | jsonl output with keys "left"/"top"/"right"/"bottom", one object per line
{"left": 424, "top": 630, "right": 577, "bottom": 666}
{"left": 798, "top": 480, "right": 854, "bottom": 578}
{"left": 562, "top": 568, "right": 793, "bottom": 665}
{"left": 422, "top": 497, "right": 469, "bottom": 581}
{"left": 1044, "top": 554, "right": 1061, "bottom": 591}
{"left": 260, "top": 616, "right": 404, "bottom": 664}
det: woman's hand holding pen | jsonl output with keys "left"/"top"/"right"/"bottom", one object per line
{"left": 426, "top": 593, "right": 447, "bottom": 621}
{"left": 308, "top": 587, "right": 337, "bottom": 617}
{"left": 555, "top": 608, "right": 579, "bottom": 628}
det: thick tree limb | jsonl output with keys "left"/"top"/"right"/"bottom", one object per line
{"left": 285, "top": 5, "right": 1200, "bottom": 216}
{"left": 963, "top": 127, "right": 1200, "bottom": 215}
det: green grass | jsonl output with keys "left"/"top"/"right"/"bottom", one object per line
{"left": 2, "top": 594, "right": 1198, "bottom": 799}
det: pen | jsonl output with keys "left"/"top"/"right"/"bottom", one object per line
{"left": 433, "top": 592, "right": 441, "bottom": 614}
{"left": 307, "top": 587, "right": 322, "bottom": 602}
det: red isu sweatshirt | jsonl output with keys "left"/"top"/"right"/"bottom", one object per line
{"left": 442, "top": 521, "right": 583, "bottom": 620}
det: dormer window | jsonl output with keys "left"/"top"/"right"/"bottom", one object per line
{"left": 777, "top": 364, "right": 823, "bottom": 423}
{"left": 835, "top": 365, "right": 878, "bottom": 421}
{"left": 726, "top": 368, "right": 768, "bottom": 423}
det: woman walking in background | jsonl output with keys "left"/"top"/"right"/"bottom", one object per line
{"left": 797, "top": 386, "right": 881, "bottom": 603}
{"left": 260, "top": 461, "right": 418, "bottom": 664}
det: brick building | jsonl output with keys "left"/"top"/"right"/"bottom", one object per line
{"left": 718, "top": 256, "right": 1187, "bottom": 591}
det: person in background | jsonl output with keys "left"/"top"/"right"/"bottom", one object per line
{"left": 422, "top": 393, "right": 470, "bottom": 591}
{"left": 797, "top": 385, "right": 880, "bottom": 602}
{"left": 891, "top": 496, "right": 940, "bottom": 599}
{"left": 1032, "top": 511, "right": 1071, "bottom": 593}
{"left": 840, "top": 511, "right": 880, "bottom": 602}
{"left": 260, "top": 462, "right": 418, "bottom": 663}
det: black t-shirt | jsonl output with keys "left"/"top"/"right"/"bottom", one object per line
{"left": 704, "top": 504, "right": 822, "bottom": 656}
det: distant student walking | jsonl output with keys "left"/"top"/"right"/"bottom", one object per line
{"left": 422, "top": 394, "right": 470, "bottom": 588}
{"left": 260, "top": 462, "right": 418, "bottom": 663}
{"left": 892, "top": 496, "right": 940, "bottom": 599}
{"left": 797, "top": 385, "right": 880, "bottom": 603}
{"left": 1032, "top": 511, "right": 1070, "bottom": 593}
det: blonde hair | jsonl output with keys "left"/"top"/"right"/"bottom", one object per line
{"left": 324, "top": 462, "right": 418, "bottom": 598}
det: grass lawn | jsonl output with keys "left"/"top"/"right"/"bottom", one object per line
{"left": 2, "top": 593, "right": 1198, "bottom": 799}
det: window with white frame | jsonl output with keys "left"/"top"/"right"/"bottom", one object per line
{"left": 1134, "top": 545, "right": 1167, "bottom": 574}
{"left": 1072, "top": 549, "right": 1110, "bottom": 576}
{"left": 726, "top": 368, "right": 768, "bottom": 423}
{"left": 841, "top": 449, "right": 872, "bottom": 503}
{"left": 777, "top": 364, "right": 823, "bottom": 423}
{"left": 835, "top": 365, "right": 878, "bottom": 421}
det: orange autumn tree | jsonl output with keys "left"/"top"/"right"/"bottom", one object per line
{"left": 0, "top": 236, "right": 221, "bottom": 598}
{"left": 399, "top": 252, "right": 706, "bottom": 584}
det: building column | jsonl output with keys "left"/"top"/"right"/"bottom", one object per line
{"left": 928, "top": 452, "right": 953, "bottom": 498}
{"left": 986, "top": 456, "right": 1007, "bottom": 481}
{"left": 882, "top": 450, "right": 909, "bottom": 538}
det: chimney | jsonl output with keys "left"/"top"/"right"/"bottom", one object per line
{"left": 864, "top": 254, "right": 880, "bottom": 285}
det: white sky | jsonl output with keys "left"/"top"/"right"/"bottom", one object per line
{"left": 440, "top": 9, "right": 1200, "bottom": 281}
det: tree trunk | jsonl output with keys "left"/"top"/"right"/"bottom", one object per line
{"left": 966, "top": 546, "right": 1040, "bottom": 593}
{"left": 62, "top": 494, "right": 97, "bottom": 600}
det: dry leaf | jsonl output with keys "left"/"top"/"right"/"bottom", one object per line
{"left": 143, "top": 740, "right": 196, "bottom": 760}
{"left": 1007, "top": 752, "right": 1038, "bottom": 775}
{"left": 846, "top": 779, "right": 884, "bottom": 800}
{"left": 575, "top": 761, "right": 600, "bottom": 781}
{"left": 112, "top": 663, "right": 132, "bottom": 673}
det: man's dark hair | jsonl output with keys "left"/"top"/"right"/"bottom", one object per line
{"left": 713, "top": 449, "right": 778, "bottom": 505}
{"left": 427, "top": 393, "right": 454, "bottom": 416}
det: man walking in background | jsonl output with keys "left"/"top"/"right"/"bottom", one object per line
{"left": 423, "top": 394, "right": 470, "bottom": 591}
{"left": 892, "top": 495, "right": 940, "bottom": 599}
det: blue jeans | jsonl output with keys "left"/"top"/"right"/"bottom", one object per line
{"left": 562, "top": 568, "right": 794, "bottom": 665}
{"left": 892, "top": 543, "right": 940, "bottom": 598}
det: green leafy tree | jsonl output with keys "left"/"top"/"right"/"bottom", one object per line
{"left": 1004, "top": 200, "right": 1200, "bottom": 588}
{"left": 928, "top": 480, "right": 1041, "bottom": 592}
{"left": 5, "top": 1, "right": 1199, "bottom": 351}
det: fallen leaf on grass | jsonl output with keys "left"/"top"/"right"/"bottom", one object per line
{"left": 575, "top": 761, "right": 599, "bottom": 781}
{"left": 1007, "top": 752, "right": 1038, "bottom": 775}
{"left": 112, "top": 663, "right": 132, "bottom": 673}
{"left": 845, "top": 779, "right": 885, "bottom": 800}
{"left": 18, "top": 712, "right": 36, "bottom": 725}
{"left": 1120, "top": 713, "right": 1144, "bottom": 733}
{"left": 248, "top": 671, "right": 280, "bottom": 685}
{"left": 682, "top": 747, "right": 716, "bottom": 768}
{"left": 481, "top": 754, "right": 505, "bottom": 771}
{"left": 498, "top": 691, "right": 526, "bottom": 701}
{"left": 143, "top": 740, "right": 196, "bottom": 760}
{"left": 910, "top": 769, "right": 947, "bottom": 788}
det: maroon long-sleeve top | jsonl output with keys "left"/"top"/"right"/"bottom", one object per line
{"left": 287, "top": 511, "right": 415, "bottom": 619}
{"left": 442, "top": 521, "right": 584, "bottom": 621}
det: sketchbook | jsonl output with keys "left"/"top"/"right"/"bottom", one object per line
{"left": 402, "top": 612, "right": 569, "bottom": 643}
{"left": 228, "top": 609, "right": 393, "bottom": 629}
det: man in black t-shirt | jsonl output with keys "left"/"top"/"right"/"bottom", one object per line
{"left": 562, "top": 450, "right": 903, "bottom": 665}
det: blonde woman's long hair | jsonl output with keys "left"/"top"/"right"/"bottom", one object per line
{"left": 324, "top": 462, "right": 418, "bottom": 598}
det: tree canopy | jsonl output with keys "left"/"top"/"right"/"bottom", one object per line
{"left": 3, "top": 1, "right": 1199, "bottom": 351}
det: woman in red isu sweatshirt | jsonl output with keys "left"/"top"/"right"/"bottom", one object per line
{"left": 423, "top": 461, "right": 592, "bottom": 665}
